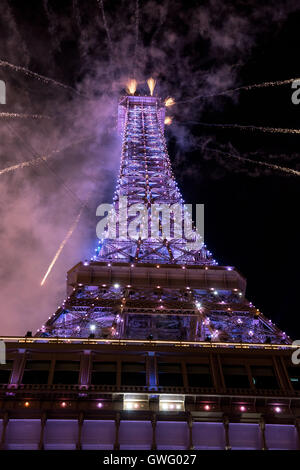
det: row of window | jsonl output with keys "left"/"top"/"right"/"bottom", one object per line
{"left": 1, "top": 360, "right": 300, "bottom": 390}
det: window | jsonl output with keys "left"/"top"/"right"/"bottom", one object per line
{"left": 287, "top": 366, "right": 300, "bottom": 391}
{"left": 222, "top": 365, "right": 250, "bottom": 388}
{"left": 91, "top": 362, "right": 116, "bottom": 385}
{"left": 187, "top": 364, "right": 212, "bottom": 387}
{"left": 52, "top": 361, "right": 80, "bottom": 385}
{"left": 121, "top": 362, "right": 146, "bottom": 386}
{"left": 158, "top": 363, "right": 183, "bottom": 387}
{"left": 22, "top": 360, "right": 51, "bottom": 384}
{"left": 251, "top": 366, "right": 279, "bottom": 390}
{"left": 0, "top": 360, "right": 13, "bottom": 384}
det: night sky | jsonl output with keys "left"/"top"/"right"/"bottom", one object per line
{"left": 0, "top": 0, "right": 299, "bottom": 338}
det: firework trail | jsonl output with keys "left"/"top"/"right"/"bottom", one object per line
{"left": 133, "top": 0, "right": 140, "bottom": 77}
{"left": 0, "top": 112, "right": 51, "bottom": 120}
{"left": 97, "top": 0, "right": 113, "bottom": 56}
{"left": 206, "top": 147, "right": 300, "bottom": 177}
{"left": 2, "top": 127, "right": 96, "bottom": 209}
{"left": 40, "top": 206, "right": 84, "bottom": 286}
{"left": 0, "top": 156, "right": 48, "bottom": 176}
{"left": 165, "top": 97, "right": 175, "bottom": 107}
{"left": 147, "top": 77, "right": 156, "bottom": 96}
{"left": 192, "top": 121, "right": 300, "bottom": 135}
{"left": 5, "top": 0, "right": 30, "bottom": 65}
{"left": 0, "top": 135, "right": 94, "bottom": 177}
{"left": 178, "top": 78, "right": 300, "bottom": 103}
{"left": 73, "top": 0, "right": 81, "bottom": 30}
{"left": 126, "top": 79, "right": 137, "bottom": 95}
{"left": 43, "top": 0, "right": 61, "bottom": 52}
{"left": 0, "top": 59, "right": 86, "bottom": 97}
{"left": 43, "top": 0, "right": 60, "bottom": 51}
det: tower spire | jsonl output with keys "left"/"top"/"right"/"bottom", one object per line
{"left": 97, "top": 95, "right": 214, "bottom": 265}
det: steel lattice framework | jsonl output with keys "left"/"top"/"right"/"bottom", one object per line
{"left": 38, "top": 95, "right": 291, "bottom": 346}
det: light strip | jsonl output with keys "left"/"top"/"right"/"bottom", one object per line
{"left": 0, "top": 336, "right": 294, "bottom": 350}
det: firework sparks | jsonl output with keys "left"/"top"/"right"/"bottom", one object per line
{"left": 40, "top": 207, "right": 84, "bottom": 286}
{"left": 0, "top": 59, "right": 85, "bottom": 97}
{"left": 0, "top": 156, "right": 47, "bottom": 176}
{"left": 126, "top": 79, "right": 137, "bottom": 95}
{"left": 133, "top": 0, "right": 139, "bottom": 77}
{"left": 0, "top": 112, "right": 51, "bottom": 120}
{"left": 147, "top": 77, "right": 156, "bottom": 96}
{"left": 97, "top": 0, "right": 113, "bottom": 55}
{"left": 192, "top": 121, "right": 300, "bottom": 135}
{"left": 165, "top": 97, "right": 175, "bottom": 107}
{"left": 178, "top": 78, "right": 300, "bottom": 103}
{"left": 43, "top": 0, "right": 61, "bottom": 51}
{"left": 207, "top": 147, "right": 300, "bottom": 177}
{"left": 164, "top": 116, "right": 172, "bottom": 125}
{"left": 0, "top": 135, "right": 94, "bottom": 177}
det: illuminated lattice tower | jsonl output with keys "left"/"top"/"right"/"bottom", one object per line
{"left": 39, "top": 95, "right": 290, "bottom": 345}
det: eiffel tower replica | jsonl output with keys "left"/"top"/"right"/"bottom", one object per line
{"left": 1, "top": 85, "right": 299, "bottom": 451}
{"left": 38, "top": 92, "right": 289, "bottom": 346}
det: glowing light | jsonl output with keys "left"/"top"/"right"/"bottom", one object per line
{"left": 90, "top": 324, "right": 96, "bottom": 331}
{"left": 97, "top": 402, "right": 103, "bottom": 408}
{"left": 0, "top": 112, "right": 50, "bottom": 120}
{"left": 240, "top": 405, "right": 246, "bottom": 412}
{"left": 24, "top": 401, "right": 30, "bottom": 407}
{"left": 164, "top": 116, "right": 172, "bottom": 125}
{"left": 204, "top": 404, "right": 211, "bottom": 411}
{"left": 0, "top": 59, "right": 84, "bottom": 96}
{"left": 114, "top": 283, "right": 120, "bottom": 289}
{"left": 147, "top": 77, "right": 156, "bottom": 96}
{"left": 41, "top": 207, "right": 84, "bottom": 286}
{"left": 165, "top": 97, "right": 175, "bottom": 107}
{"left": 275, "top": 406, "right": 282, "bottom": 413}
{"left": 61, "top": 402, "right": 67, "bottom": 408}
{"left": 126, "top": 79, "right": 137, "bottom": 95}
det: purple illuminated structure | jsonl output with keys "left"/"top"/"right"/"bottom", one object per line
{"left": 39, "top": 95, "right": 290, "bottom": 345}
{"left": 0, "top": 91, "right": 298, "bottom": 451}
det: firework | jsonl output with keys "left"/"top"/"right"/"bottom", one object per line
{"left": 0, "top": 59, "right": 85, "bottom": 97}
{"left": 43, "top": 0, "right": 61, "bottom": 51}
{"left": 41, "top": 207, "right": 84, "bottom": 286}
{"left": 147, "top": 77, "right": 156, "bottom": 96}
{"left": 0, "top": 156, "right": 47, "bottom": 176}
{"left": 165, "top": 97, "right": 175, "bottom": 107}
{"left": 179, "top": 78, "right": 300, "bottom": 103}
{"left": 193, "top": 121, "right": 300, "bottom": 135}
{"left": 133, "top": 0, "right": 139, "bottom": 77}
{"left": 207, "top": 147, "right": 300, "bottom": 177}
{"left": 0, "top": 112, "right": 51, "bottom": 120}
{"left": 97, "top": 0, "right": 113, "bottom": 54}
{"left": 0, "top": 135, "right": 94, "bottom": 177}
{"left": 126, "top": 79, "right": 137, "bottom": 95}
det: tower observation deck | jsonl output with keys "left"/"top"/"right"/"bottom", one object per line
{"left": 38, "top": 95, "right": 290, "bottom": 345}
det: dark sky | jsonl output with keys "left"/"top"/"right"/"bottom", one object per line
{"left": 0, "top": 0, "right": 299, "bottom": 338}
